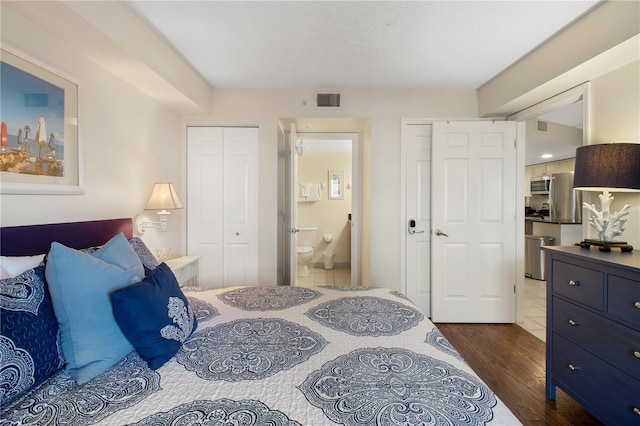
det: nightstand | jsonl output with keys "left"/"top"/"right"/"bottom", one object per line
{"left": 164, "top": 256, "right": 200, "bottom": 288}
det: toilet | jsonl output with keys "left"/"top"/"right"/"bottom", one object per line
{"left": 296, "top": 227, "right": 318, "bottom": 276}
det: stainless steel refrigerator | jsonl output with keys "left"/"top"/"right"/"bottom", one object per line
{"left": 549, "top": 171, "right": 582, "bottom": 223}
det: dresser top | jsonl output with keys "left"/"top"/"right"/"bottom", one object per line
{"left": 543, "top": 245, "right": 640, "bottom": 272}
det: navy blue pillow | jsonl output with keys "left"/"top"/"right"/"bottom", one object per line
{"left": 111, "top": 263, "right": 197, "bottom": 370}
{"left": 128, "top": 237, "right": 159, "bottom": 272}
{"left": 0, "top": 266, "right": 63, "bottom": 406}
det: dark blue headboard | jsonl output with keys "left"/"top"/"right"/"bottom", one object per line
{"left": 0, "top": 218, "right": 133, "bottom": 256}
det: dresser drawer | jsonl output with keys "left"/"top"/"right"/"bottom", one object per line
{"left": 608, "top": 275, "right": 640, "bottom": 326}
{"left": 551, "top": 260, "right": 604, "bottom": 310}
{"left": 551, "top": 333, "right": 640, "bottom": 425}
{"left": 553, "top": 297, "right": 640, "bottom": 381}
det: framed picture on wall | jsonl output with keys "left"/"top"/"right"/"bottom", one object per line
{"left": 328, "top": 170, "right": 343, "bottom": 200}
{"left": 1, "top": 47, "right": 83, "bottom": 194}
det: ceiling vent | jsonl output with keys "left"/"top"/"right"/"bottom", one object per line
{"left": 537, "top": 120, "right": 548, "bottom": 132}
{"left": 316, "top": 92, "right": 342, "bottom": 109}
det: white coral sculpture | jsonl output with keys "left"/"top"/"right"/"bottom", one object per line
{"left": 583, "top": 191, "right": 630, "bottom": 242}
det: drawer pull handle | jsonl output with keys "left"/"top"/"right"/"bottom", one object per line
{"left": 634, "top": 351, "right": 640, "bottom": 359}
{"left": 568, "top": 364, "right": 579, "bottom": 371}
{"left": 634, "top": 407, "right": 640, "bottom": 416}
{"left": 568, "top": 280, "right": 580, "bottom": 286}
{"left": 568, "top": 319, "right": 578, "bottom": 326}
{"left": 635, "top": 302, "right": 640, "bottom": 309}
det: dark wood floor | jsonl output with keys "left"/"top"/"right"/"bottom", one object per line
{"left": 436, "top": 323, "right": 603, "bottom": 426}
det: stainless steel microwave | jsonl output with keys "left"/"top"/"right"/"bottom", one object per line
{"left": 530, "top": 176, "right": 551, "bottom": 194}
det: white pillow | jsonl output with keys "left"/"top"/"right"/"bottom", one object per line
{"left": 0, "top": 254, "right": 46, "bottom": 278}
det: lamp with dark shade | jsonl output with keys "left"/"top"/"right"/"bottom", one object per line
{"left": 573, "top": 143, "right": 640, "bottom": 252}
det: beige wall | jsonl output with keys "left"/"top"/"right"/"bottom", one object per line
{"left": 298, "top": 152, "right": 352, "bottom": 266}
{"left": 184, "top": 88, "right": 479, "bottom": 288}
{"left": 1, "top": 3, "right": 184, "bottom": 257}
{"left": 3, "top": 1, "right": 637, "bottom": 288}
{"left": 590, "top": 61, "right": 640, "bottom": 144}
{"left": 583, "top": 61, "right": 640, "bottom": 248}
{"left": 525, "top": 119, "right": 582, "bottom": 148}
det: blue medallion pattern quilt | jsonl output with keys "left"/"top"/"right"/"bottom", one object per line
{"left": 299, "top": 347, "right": 496, "bottom": 426}
{"left": 217, "top": 286, "right": 321, "bottom": 310}
{"left": 305, "top": 295, "right": 424, "bottom": 336}
{"left": 1, "top": 286, "right": 521, "bottom": 425}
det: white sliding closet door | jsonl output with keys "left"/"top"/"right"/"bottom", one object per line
{"left": 187, "top": 127, "right": 259, "bottom": 288}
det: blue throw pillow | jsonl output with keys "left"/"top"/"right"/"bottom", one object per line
{"left": 0, "top": 266, "right": 63, "bottom": 406}
{"left": 111, "top": 262, "right": 197, "bottom": 370}
{"left": 45, "top": 233, "right": 145, "bottom": 384}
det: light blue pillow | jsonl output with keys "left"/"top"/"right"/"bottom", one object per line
{"left": 45, "top": 233, "right": 145, "bottom": 384}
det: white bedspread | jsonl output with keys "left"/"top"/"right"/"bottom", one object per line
{"left": 1, "top": 286, "right": 521, "bottom": 425}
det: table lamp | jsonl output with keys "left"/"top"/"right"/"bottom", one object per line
{"left": 572, "top": 143, "right": 640, "bottom": 252}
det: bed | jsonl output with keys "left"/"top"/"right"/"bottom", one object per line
{"left": 0, "top": 218, "right": 521, "bottom": 425}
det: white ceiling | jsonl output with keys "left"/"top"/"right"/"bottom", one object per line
{"left": 128, "top": 0, "right": 601, "bottom": 90}
{"left": 128, "top": 1, "right": 599, "bottom": 165}
{"left": 538, "top": 99, "right": 584, "bottom": 129}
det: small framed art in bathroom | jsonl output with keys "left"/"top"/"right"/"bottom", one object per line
{"left": 328, "top": 170, "right": 343, "bottom": 200}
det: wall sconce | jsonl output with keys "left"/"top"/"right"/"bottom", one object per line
{"left": 573, "top": 143, "right": 640, "bottom": 252}
{"left": 134, "top": 182, "right": 183, "bottom": 234}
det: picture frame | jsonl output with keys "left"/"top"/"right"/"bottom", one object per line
{"left": 1, "top": 47, "right": 83, "bottom": 194}
{"left": 328, "top": 170, "right": 343, "bottom": 200}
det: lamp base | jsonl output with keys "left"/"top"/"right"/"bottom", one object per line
{"left": 578, "top": 239, "right": 633, "bottom": 253}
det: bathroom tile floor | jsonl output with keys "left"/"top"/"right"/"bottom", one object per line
{"left": 296, "top": 266, "right": 351, "bottom": 287}
{"left": 517, "top": 277, "right": 547, "bottom": 341}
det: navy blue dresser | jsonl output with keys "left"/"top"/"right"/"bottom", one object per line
{"left": 543, "top": 246, "right": 640, "bottom": 425}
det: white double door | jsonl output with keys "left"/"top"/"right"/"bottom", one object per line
{"left": 404, "top": 120, "right": 518, "bottom": 323}
{"left": 187, "top": 127, "right": 259, "bottom": 288}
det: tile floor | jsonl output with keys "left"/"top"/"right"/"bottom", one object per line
{"left": 518, "top": 277, "right": 547, "bottom": 341}
{"left": 295, "top": 266, "right": 351, "bottom": 287}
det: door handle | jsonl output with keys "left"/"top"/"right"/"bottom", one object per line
{"left": 286, "top": 227, "right": 299, "bottom": 234}
{"left": 434, "top": 229, "right": 449, "bottom": 237}
{"left": 408, "top": 219, "right": 424, "bottom": 234}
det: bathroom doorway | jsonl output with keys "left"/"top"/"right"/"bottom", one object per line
{"left": 279, "top": 117, "right": 366, "bottom": 288}
{"left": 293, "top": 132, "right": 358, "bottom": 287}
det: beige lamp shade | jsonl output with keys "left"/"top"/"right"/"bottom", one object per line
{"left": 145, "top": 183, "right": 183, "bottom": 211}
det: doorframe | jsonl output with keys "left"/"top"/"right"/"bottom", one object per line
{"left": 507, "top": 83, "right": 590, "bottom": 144}
{"left": 508, "top": 83, "right": 591, "bottom": 242}
{"left": 287, "top": 131, "right": 362, "bottom": 286}
{"left": 399, "top": 118, "right": 430, "bottom": 298}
